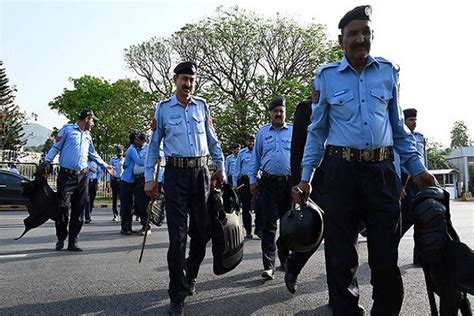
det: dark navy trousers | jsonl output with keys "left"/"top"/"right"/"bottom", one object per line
{"left": 55, "top": 169, "right": 88, "bottom": 244}
{"left": 320, "top": 157, "right": 403, "bottom": 316}
{"left": 120, "top": 180, "right": 134, "bottom": 231}
{"left": 237, "top": 176, "right": 253, "bottom": 235}
{"left": 163, "top": 165, "right": 210, "bottom": 304}
{"left": 259, "top": 176, "right": 291, "bottom": 270}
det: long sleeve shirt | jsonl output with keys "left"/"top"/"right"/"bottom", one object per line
{"left": 249, "top": 122, "right": 293, "bottom": 185}
{"left": 301, "top": 55, "right": 426, "bottom": 182}
{"left": 45, "top": 123, "right": 108, "bottom": 170}
{"left": 145, "top": 95, "right": 224, "bottom": 182}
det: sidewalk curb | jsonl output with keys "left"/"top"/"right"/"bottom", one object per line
{"left": 0, "top": 203, "right": 119, "bottom": 211}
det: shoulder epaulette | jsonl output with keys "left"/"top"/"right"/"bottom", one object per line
{"left": 59, "top": 123, "right": 74, "bottom": 131}
{"left": 193, "top": 95, "right": 206, "bottom": 102}
{"left": 158, "top": 97, "right": 173, "bottom": 107}
{"left": 375, "top": 56, "right": 400, "bottom": 72}
{"left": 315, "top": 61, "right": 340, "bottom": 76}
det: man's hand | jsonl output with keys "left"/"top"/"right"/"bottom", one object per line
{"left": 106, "top": 166, "right": 116, "bottom": 177}
{"left": 211, "top": 170, "right": 226, "bottom": 187}
{"left": 106, "top": 182, "right": 111, "bottom": 193}
{"left": 145, "top": 180, "right": 158, "bottom": 198}
{"left": 292, "top": 181, "right": 312, "bottom": 204}
{"left": 249, "top": 183, "right": 258, "bottom": 196}
{"left": 414, "top": 171, "right": 439, "bottom": 190}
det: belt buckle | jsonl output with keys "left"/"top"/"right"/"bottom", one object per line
{"left": 361, "top": 149, "right": 374, "bottom": 162}
{"left": 342, "top": 147, "right": 351, "bottom": 161}
{"left": 187, "top": 159, "right": 196, "bottom": 168}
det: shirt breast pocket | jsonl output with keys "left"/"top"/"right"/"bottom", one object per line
{"left": 192, "top": 115, "right": 206, "bottom": 134}
{"left": 329, "top": 90, "right": 355, "bottom": 120}
{"left": 166, "top": 117, "right": 184, "bottom": 135}
{"left": 263, "top": 137, "right": 274, "bottom": 153}
{"left": 370, "top": 89, "right": 393, "bottom": 117}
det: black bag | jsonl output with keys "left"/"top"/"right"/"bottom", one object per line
{"left": 209, "top": 184, "right": 244, "bottom": 275}
{"left": 412, "top": 187, "right": 473, "bottom": 315}
{"left": 16, "top": 175, "right": 58, "bottom": 240}
{"left": 150, "top": 191, "right": 165, "bottom": 227}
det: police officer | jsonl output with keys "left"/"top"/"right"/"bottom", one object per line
{"left": 133, "top": 132, "right": 151, "bottom": 235}
{"left": 399, "top": 108, "right": 427, "bottom": 265}
{"left": 120, "top": 132, "right": 144, "bottom": 235}
{"left": 233, "top": 134, "right": 257, "bottom": 239}
{"left": 144, "top": 61, "right": 225, "bottom": 316}
{"left": 44, "top": 109, "right": 114, "bottom": 251}
{"left": 84, "top": 159, "right": 102, "bottom": 224}
{"left": 107, "top": 145, "right": 124, "bottom": 221}
{"left": 249, "top": 97, "right": 292, "bottom": 281}
{"left": 294, "top": 6, "right": 437, "bottom": 315}
{"left": 225, "top": 143, "right": 240, "bottom": 185}
{"left": 284, "top": 98, "right": 321, "bottom": 294}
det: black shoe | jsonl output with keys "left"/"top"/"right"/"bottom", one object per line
{"left": 284, "top": 272, "right": 298, "bottom": 294}
{"left": 120, "top": 229, "right": 132, "bottom": 235}
{"left": 254, "top": 231, "right": 262, "bottom": 239}
{"left": 244, "top": 233, "right": 252, "bottom": 239}
{"left": 168, "top": 301, "right": 184, "bottom": 316}
{"left": 55, "top": 241, "right": 64, "bottom": 251}
{"left": 84, "top": 219, "right": 91, "bottom": 224}
{"left": 67, "top": 243, "right": 83, "bottom": 252}
{"left": 188, "top": 279, "right": 196, "bottom": 295}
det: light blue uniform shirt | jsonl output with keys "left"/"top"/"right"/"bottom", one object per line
{"left": 301, "top": 55, "right": 426, "bottom": 182}
{"left": 87, "top": 161, "right": 102, "bottom": 180}
{"left": 225, "top": 154, "right": 238, "bottom": 178}
{"left": 134, "top": 143, "right": 148, "bottom": 175}
{"left": 399, "top": 131, "right": 427, "bottom": 175}
{"left": 233, "top": 147, "right": 253, "bottom": 187}
{"left": 249, "top": 122, "right": 292, "bottom": 185}
{"left": 145, "top": 95, "right": 224, "bottom": 182}
{"left": 45, "top": 123, "right": 108, "bottom": 171}
{"left": 106, "top": 155, "right": 124, "bottom": 181}
{"left": 121, "top": 145, "right": 144, "bottom": 184}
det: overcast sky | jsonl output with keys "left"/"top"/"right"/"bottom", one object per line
{"left": 1, "top": 0, "right": 473, "bottom": 146}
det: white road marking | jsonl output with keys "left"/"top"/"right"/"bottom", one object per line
{"left": 0, "top": 254, "right": 28, "bottom": 259}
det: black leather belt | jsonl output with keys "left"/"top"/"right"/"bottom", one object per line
{"left": 165, "top": 156, "right": 208, "bottom": 168}
{"left": 134, "top": 173, "right": 145, "bottom": 179}
{"left": 325, "top": 145, "right": 393, "bottom": 162}
{"left": 60, "top": 167, "right": 88, "bottom": 176}
{"left": 261, "top": 171, "right": 290, "bottom": 182}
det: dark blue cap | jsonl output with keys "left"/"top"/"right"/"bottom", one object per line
{"left": 174, "top": 61, "right": 197, "bottom": 75}
{"left": 269, "top": 97, "right": 286, "bottom": 111}
{"left": 403, "top": 108, "right": 417, "bottom": 119}
{"left": 338, "top": 5, "right": 372, "bottom": 30}
{"left": 79, "top": 109, "right": 98, "bottom": 120}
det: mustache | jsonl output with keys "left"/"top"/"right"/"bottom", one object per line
{"left": 352, "top": 43, "right": 369, "bottom": 50}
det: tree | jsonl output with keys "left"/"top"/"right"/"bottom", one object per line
{"left": 125, "top": 7, "right": 342, "bottom": 149}
{"left": 426, "top": 138, "right": 452, "bottom": 170}
{"left": 0, "top": 61, "right": 26, "bottom": 152}
{"left": 450, "top": 120, "right": 471, "bottom": 148}
{"left": 49, "top": 75, "right": 156, "bottom": 154}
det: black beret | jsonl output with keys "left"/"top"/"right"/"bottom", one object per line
{"left": 338, "top": 5, "right": 372, "bottom": 30}
{"left": 174, "top": 61, "right": 197, "bottom": 75}
{"left": 403, "top": 108, "right": 417, "bottom": 119}
{"left": 231, "top": 143, "right": 241, "bottom": 149}
{"left": 269, "top": 97, "right": 286, "bottom": 111}
{"left": 79, "top": 109, "right": 98, "bottom": 120}
{"left": 137, "top": 132, "right": 147, "bottom": 141}
{"left": 245, "top": 133, "right": 255, "bottom": 140}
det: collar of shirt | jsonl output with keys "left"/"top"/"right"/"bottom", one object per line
{"left": 337, "top": 55, "right": 379, "bottom": 72}
{"left": 268, "top": 122, "right": 289, "bottom": 131}
{"left": 169, "top": 95, "right": 198, "bottom": 107}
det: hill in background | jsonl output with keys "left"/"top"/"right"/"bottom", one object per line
{"left": 22, "top": 123, "right": 52, "bottom": 147}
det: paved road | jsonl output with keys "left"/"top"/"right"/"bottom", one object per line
{"left": 1, "top": 202, "right": 473, "bottom": 315}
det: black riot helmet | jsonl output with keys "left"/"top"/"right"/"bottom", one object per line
{"left": 209, "top": 183, "right": 240, "bottom": 219}
{"left": 280, "top": 198, "right": 324, "bottom": 252}
{"left": 411, "top": 186, "right": 451, "bottom": 262}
